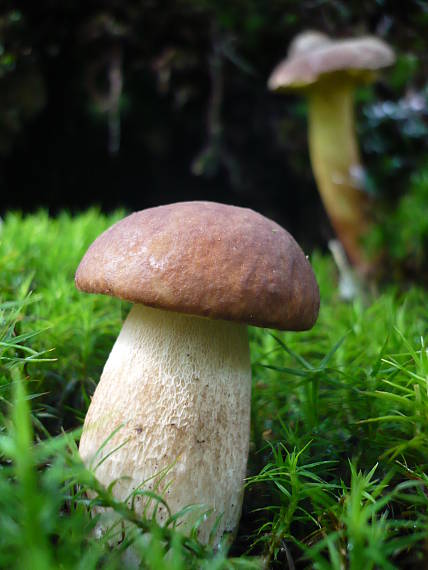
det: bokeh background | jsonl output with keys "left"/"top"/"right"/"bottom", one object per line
{"left": 1, "top": 0, "right": 427, "bottom": 276}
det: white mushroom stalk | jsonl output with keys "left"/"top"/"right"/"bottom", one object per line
{"left": 79, "top": 303, "right": 251, "bottom": 544}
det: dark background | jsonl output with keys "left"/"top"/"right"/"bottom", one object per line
{"left": 1, "top": 0, "right": 427, "bottom": 254}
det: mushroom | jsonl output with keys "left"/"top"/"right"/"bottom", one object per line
{"left": 76, "top": 201, "right": 319, "bottom": 545}
{"left": 268, "top": 31, "right": 395, "bottom": 276}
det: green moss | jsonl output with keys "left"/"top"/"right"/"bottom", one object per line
{"left": 1, "top": 210, "right": 428, "bottom": 568}
{"left": 366, "top": 166, "right": 428, "bottom": 278}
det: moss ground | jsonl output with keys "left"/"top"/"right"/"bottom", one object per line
{"left": 1, "top": 210, "right": 428, "bottom": 569}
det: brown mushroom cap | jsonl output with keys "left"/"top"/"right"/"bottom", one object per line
{"left": 75, "top": 201, "right": 320, "bottom": 331}
{"left": 268, "top": 31, "right": 395, "bottom": 91}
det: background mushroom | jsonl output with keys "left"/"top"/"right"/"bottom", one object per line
{"left": 76, "top": 201, "right": 320, "bottom": 546}
{"left": 268, "top": 32, "right": 395, "bottom": 278}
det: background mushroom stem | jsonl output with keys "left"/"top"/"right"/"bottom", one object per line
{"left": 307, "top": 78, "right": 373, "bottom": 275}
{"left": 79, "top": 303, "right": 252, "bottom": 545}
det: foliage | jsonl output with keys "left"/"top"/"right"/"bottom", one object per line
{"left": 1, "top": 210, "right": 428, "bottom": 568}
{"left": 1, "top": 1, "right": 427, "bottom": 265}
{"left": 367, "top": 165, "right": 428, "bottom": 280}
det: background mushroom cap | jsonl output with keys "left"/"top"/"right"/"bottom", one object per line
{"left": 75, "top": 201, "right": 320, "bottom": 331}
{"left": 268, "top": 31, "right": 395, "bottom": 91}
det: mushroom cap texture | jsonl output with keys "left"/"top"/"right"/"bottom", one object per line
{"left": 75, "top": 201, "right": 320, "bottom": 331}
{"left": 268, "top": 31, "right": 395, "bottom": 91}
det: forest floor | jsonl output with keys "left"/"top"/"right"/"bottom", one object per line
{"left": 1, "top": 210, "right": 427, "bottom": 569}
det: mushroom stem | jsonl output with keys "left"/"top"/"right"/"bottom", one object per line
{"left": 79, "top": 303, "right": 251, "bottom": 545}
{"left": 307, "top": 78, "right": 373, "bottom": 274}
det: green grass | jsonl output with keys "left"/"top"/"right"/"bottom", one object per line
{"left": 1, "top": 210, "right": 428, "bottom": 568}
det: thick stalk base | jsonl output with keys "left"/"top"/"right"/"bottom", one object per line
{"left": 79, "top": 304, "right": 251, "bottom": 545}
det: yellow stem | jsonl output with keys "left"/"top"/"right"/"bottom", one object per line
{"left": 307, "top": 78, "right": 373, "bottom": 274}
